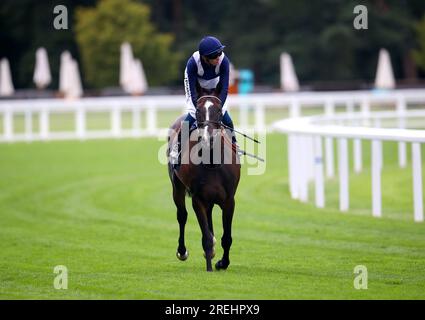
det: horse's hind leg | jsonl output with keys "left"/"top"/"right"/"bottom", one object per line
{"left": 173, "top": 176, "right": 189, "bottom": 261}
{"left": 216, "top": 197, "right": 235, "bottom": 270}
{"left": 192, "top": 197, "right": 214, "bottom": 272}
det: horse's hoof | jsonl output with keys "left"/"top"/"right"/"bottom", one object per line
{"left": 215, "top": 260, "right": 229, "bottom": 270}
{"left": 176, "top": 250, "right": 189, "bottom": 261}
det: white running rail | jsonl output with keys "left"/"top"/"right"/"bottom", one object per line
{"left": 272, "top": 110, "right": 425, "bottom": 222}
{"left": 1, "top": 89, "right": 425, "bottom": 142}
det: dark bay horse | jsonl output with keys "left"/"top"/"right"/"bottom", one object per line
{"left": 167, "top": 89, "right": 241, "bottom": 272}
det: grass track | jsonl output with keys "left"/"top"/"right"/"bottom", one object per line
{"left": 0, "top": 133, "right": 424, "bottom": 299}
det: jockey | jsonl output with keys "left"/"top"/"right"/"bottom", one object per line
{"left": 170, "top": 36, "right": 237, "bottom": 165}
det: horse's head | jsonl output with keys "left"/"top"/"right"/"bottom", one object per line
{"left": 195, "top": 92, "right": 223, "bottom": 149}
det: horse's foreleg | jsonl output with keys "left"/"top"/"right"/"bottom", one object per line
{"left": 173, "top": 177, "right": 189, "bottom": 261}
{"left": 205, "top": 204, "right": 216, "bottom": 259}
{"left": 192, "top": 197, "right": 214, "bottom": 272}
{"left": 207, "top": 204, "right": 214, "bottom": 236}
{"left": 216, "top": 197, "right": 235, "bottom": 270}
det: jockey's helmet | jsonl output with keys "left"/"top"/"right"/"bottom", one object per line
{"left": 199, "top": 36, "right": 225, "bottom": 58}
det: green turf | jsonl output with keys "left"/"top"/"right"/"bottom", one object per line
{"left": 0, "top": 133, "right": 424, "bottom": 299}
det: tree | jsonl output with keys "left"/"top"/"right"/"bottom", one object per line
{"left": 413, "top": 15, "right": 425, "bottom": 72}
{"left": 75, "top": 0, "right": 180, "bottom": 88}
{"left": 147, "top": 0, "right": 424, "bottom": 87}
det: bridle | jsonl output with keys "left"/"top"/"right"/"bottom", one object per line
{"left": 195, "top": 95, "right": 224, "bottom": 128}
{"left": 195, "top": 95, "right": 228, "bottom": 169}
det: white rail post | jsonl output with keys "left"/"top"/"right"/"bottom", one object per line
{"left": 76, "top": 106, "right": 86, "bottom": 139}
{"left": 288, "top": 134, "right": 299, "bottom": 199}
{"left": 325, "top": 98, "right": 335, "bottom": 117}
{"left": 397, "top": 96, "right": 407, "bottom": 168}
{"left": 314, "top": 135, "right": 325, "bottom": 208}
{"left": 372, "top": 140, "right": 382, "bottom": 217}
{"left": 412, "top": 143, "right": 424, "bottom": 222}
{"left": 398, "top": 140, "right": 407, "bottom": 169}
{"left": 346, "top": 100, "right": 355, "bottom": 128}
{"left": 3, "top": 106, "right": 13, "bottom": 141}
{"left": 39, "top": 108, "right": 49, "bottom": 140}
{"left": 338, "top": 138, "right": 349, "bottom": 212}
{"left": 132, "top": 105, "right": 142, "bottom": 137}
{"left": 254, "top": 102, "right": 265, "bottom": 131}
{"left": 306, "top": 136, "right": 315, "bottom": 181}
{"left": 361, "top": 97, "right": 370, "bottom": 127}
{"left": 24, "top": 109, "right": 33, "bottom": 141}
{"left": 293, "top": 134, "right": 302, "bottom": 200}
{"left": 290, "top": 99, "right": 300, "bottom": 118}
{"left": 325, "top": 137, "right": 335, "bottom": 178}
{"left": 299, "top": 136, "right": 309, "bottom": 203}
{"left": 354, "top": 139, "right": 362, "bottom": 173}
{"left": 146, "top": 102, "right": 157, "bottom": 135}
{"left": 346, "top": 100, "right": 355, "bottom": 115}
{"left": 111, "top": 104, "right": 121, "bottom": 137}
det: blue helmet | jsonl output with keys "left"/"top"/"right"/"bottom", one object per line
{"left": 198, "top": 36, "right": 225, "bottom": 57}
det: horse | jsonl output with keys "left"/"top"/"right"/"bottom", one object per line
{"left": 167, "top": 88, "right": 241, "bottom": 272}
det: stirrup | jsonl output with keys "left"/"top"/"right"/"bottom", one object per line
{"left": 236, "top": 146, "right": 244, "bottom": 156}
{"left": 169, "top": 143, "right": 180, "bottom": 165}
{"left": 232, "top": 142, "right": 243, "bottom": 156}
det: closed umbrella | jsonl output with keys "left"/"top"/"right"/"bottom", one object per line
{"left": 374, "top": 48, "right": 395, "bottom": 90}
{"left": 59, "top": 51, "right": 83, "bottom": 99}
{"left": 33, "top": 47, "right": 52, "bottom": 89}
{"left": 0, "top": 58, "right": 15, "bottom": 96}
{"left": 59, "top": 51, "right": 72, "bottom": 94}
{"left": 66, "top": 59, "right": 83, "bottom": 99}
{"left": 120, "top": 42, "right": 134, "bottom": 93}
{"left": 280, "top": 52, "right": 299, "bottom": 92}
{"left": 129, "top": 59, "right": 148, "bottom": 95}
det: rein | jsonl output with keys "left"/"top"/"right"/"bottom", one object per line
{"left": 194, "top": 94, "right": 263, "bottom": 162}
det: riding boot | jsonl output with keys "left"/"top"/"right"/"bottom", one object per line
{"left": 171, "top": 113, "right": 196, "bottom": 169}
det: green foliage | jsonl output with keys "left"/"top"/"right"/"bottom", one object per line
{"left": 413, "top": 15, "right": 425, "bottom": 72}
{"left": 147, "top": 0, "right": 423, "bottom": 85}
{"left": 1, "top": 0, "right": 425, "bottom": 89}
{"left": 75, "top": 0, "right": 181, "bottom": 88}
